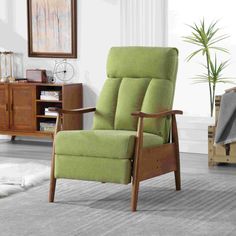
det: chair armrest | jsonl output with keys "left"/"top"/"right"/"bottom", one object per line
{"left": 131, "top": 110, "right": 183, "bottom": 119}
{"left": 49, "top": 107, "right": 96, "bottom": 115}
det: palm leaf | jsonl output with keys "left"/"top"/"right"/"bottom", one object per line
{"left": 186, "top": 49, "right": 203, "bottom": 61}
{"left": 209, "top": 46, "right": 229, "bottom": 54}
{"left": 208, "top": 35, "right": 230, "bottom": 46}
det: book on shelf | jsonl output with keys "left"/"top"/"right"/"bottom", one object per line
{"left": 40, "top": 122, "right": 56, "bottom": 132}
{"left": 40, "top": 91, "right": 61, "bottom": 101}
{"left": 44, "top": 107, "right": 58, "bottom": 117}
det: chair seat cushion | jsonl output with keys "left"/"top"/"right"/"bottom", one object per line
{"left": 55, "top": 130, "right": 164, "bottom": 159}
{"left": 55, "top": 155, "right": 131, "bottom": 184}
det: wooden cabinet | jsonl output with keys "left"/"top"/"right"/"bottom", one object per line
{"left": 10, "top": 85, "right": 36, "bottom": 131}
{"left": 0, "top": 84, "right": 9, "bottom": 130}
{"left": 0, "top": 83, "right": 82, "bottom": 139}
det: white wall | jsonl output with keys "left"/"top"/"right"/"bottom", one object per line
{"left": 0, "top": 0, "right": 121, "bottom": 130}
{"left": 168, "top": 0, "right": 236, "bottom": 153}
{"left": 169, "top": 0, "right": 236, "bottom": 117}
{"left": 120, "top": 0, "right": 167, "bottom": 46}
{"left": 0, "top": 0, "right": 168, "bottom": 134}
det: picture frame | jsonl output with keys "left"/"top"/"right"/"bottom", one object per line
{"left": 27, "top": 0, "right": 77, "bottom": 58}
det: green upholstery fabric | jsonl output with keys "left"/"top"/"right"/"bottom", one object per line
{"left": 115, "top": 78, "right": 150, "bottom": 130}
{"left": 54, "top": 47, "right": 178, "bottom": 184}
{"left": 55, "top": 130, "right": 164, "bottom": 159}
{"left": 55, "top": 155, "right": 131, "bottom": 184}
{"left": 141, "top": 79, "right": 174, "bottom": 141}
{"left": 107, "top": 47, "right": 178, "bottom": 81}
{"left": 93, "top": 78, "right": 122, "bottom": 130}
{"left": 93, "top": 47, "right": 178, "bottom": 137}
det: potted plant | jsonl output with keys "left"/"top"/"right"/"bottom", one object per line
{"left": 183, "top": 19, "right": 232, "bottom": 117}
{"left": 178, "top": 19, "right": 234, "bottom": 154}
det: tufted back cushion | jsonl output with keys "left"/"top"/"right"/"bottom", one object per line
{"left": 93, "top": 47, "right": 178, "bottom": 142}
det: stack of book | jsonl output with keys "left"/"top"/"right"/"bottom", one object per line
{"left": 44, "top": 107, "right": 58, "bottom": 117}
{"left": 39, "top": 122, "right": 56, "bottom": 132}
{"left": 40, "top": 91, "right": 61, "bottom": 101}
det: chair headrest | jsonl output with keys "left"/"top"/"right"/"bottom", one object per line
{"left": 106, "top": 47, "right": 178, "bottom": 81}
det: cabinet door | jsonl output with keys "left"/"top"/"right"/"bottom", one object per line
{"left": 0, "top": 84, "right": 9, "bottom": 130}
{"left": 10, "top": 85, "right": 36, "bottom": 131}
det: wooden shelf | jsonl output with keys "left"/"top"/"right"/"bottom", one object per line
{"left": 36, "top": 99, "right": 62, "bottom": 103}
{"left": 36, "top": 115, "right": 57, "bottom": 119}
{"left": 0, "top": 130, "right": 54, "bottom": 138}
{"left": 0, "top": 83, "right": 82, "bottom": 139}
{"left": 37, "top": 131, "right": 54, "bottom": 135}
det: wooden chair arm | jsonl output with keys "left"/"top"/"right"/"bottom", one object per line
{"left": 49, "top": 107, "right": 96, "bottom": 115}
{"left": 131, "top": 110, "right": 183, "bottom": 119}
{"left": 52, "top": 107, "right": 96, "bottom": 135}
{"left": 133, "top": 109, "right": 183, "bottom": 150}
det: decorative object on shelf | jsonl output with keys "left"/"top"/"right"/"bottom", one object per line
{"left": 53, "top": 59, "right": 74, "bottom": 83}
{"left": 47, "top": 76, "right": 55, "bottom": 84}
{"left": 0, "top": 51, "right": 15, "bottom": 83}
{"left": 40, "top": 91, "right": 61, "bottom": 101}
{"left": 26, "top": 69, "right": 48, "bottom": 83}
{"left": 183, "top": 19, "right": 234, "bottom": 117}
{"left": 44, "top": 107, "right": 58, "bottom": 117}
{"left": 15, "top": 78, "right": 28, "bottom": 83}
{"left": 40, "top": 122, "right": 56, "bottom": 132}
{"left": 27, "top": 0, "right": 77, "bottom": 58}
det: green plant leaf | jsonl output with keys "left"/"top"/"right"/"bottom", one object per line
{"left": 186, "top": 49, "right": 203, "bottom": 61}
{"left": 209, "top": 46, "right": 229, "bottom": 54}
{"left": 183, "top": 19, "right": 232, "bottom": 116}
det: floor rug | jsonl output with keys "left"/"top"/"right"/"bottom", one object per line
{"left": 1, "top": 171, "right": 236, "bottom": 235}
{"left": 0, "top": 162, "right": 50, "bottom": 197}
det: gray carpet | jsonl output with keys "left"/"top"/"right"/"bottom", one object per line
{"left": 0, "top": 170, "right": 236, "bottom": 236}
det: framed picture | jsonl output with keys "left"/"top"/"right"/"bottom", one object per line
{"left": 27, "top": 0, "right": 77, "bottom": 58}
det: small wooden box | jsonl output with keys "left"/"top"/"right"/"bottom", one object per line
{"left": 26, "top": 69, "right": 47, "bottom": 83}
{"left": 208, "top": 95, "right": 236, "bottom": 166}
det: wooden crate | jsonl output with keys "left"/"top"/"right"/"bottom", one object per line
{"left": 208, "top": 94, "right": 236, "bottom": 166}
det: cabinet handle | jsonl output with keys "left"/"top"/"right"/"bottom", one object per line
{"left": 11, "top": 104, "right": 13, "bottom": 111}
{"left": 5, "top": 104, "right": 8, "bottom": 112}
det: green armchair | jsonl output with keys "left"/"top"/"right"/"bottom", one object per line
{"left": 49, "top": 47, "right": 182, "bottom": 211}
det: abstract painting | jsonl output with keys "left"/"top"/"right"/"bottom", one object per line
{"left": 27, "top": 0, "right": 77, "bottom": 58}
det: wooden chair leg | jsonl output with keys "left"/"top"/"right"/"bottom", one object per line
{"left": 174, "top": 150, "right": 181, "bottom": 191}
{"left": 49, "top": 115, "right": 61, "bottom": 203}
{"left": 172, "top": 115, "right": 181, "bottom": 191}
{"left": 49, "top": 175, "right": 56, "bottom": 202}
{"left": 131, "top": 117, "right": 143, "bottom": 212}
{"left": 131, "top": 178, "right": 140, "bottom": 212}
{"left": 174, "top": 169, "right": 181, "bottom": 191}
{"left": 174, "top": 146, "right": 181, "bottom": 191}
{"left": 49, "top": 145, "right": 56, "bottom": 202}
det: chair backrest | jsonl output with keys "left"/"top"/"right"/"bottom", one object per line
{"left": 93, "top": 47, "right": 178, "bottom": 142}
